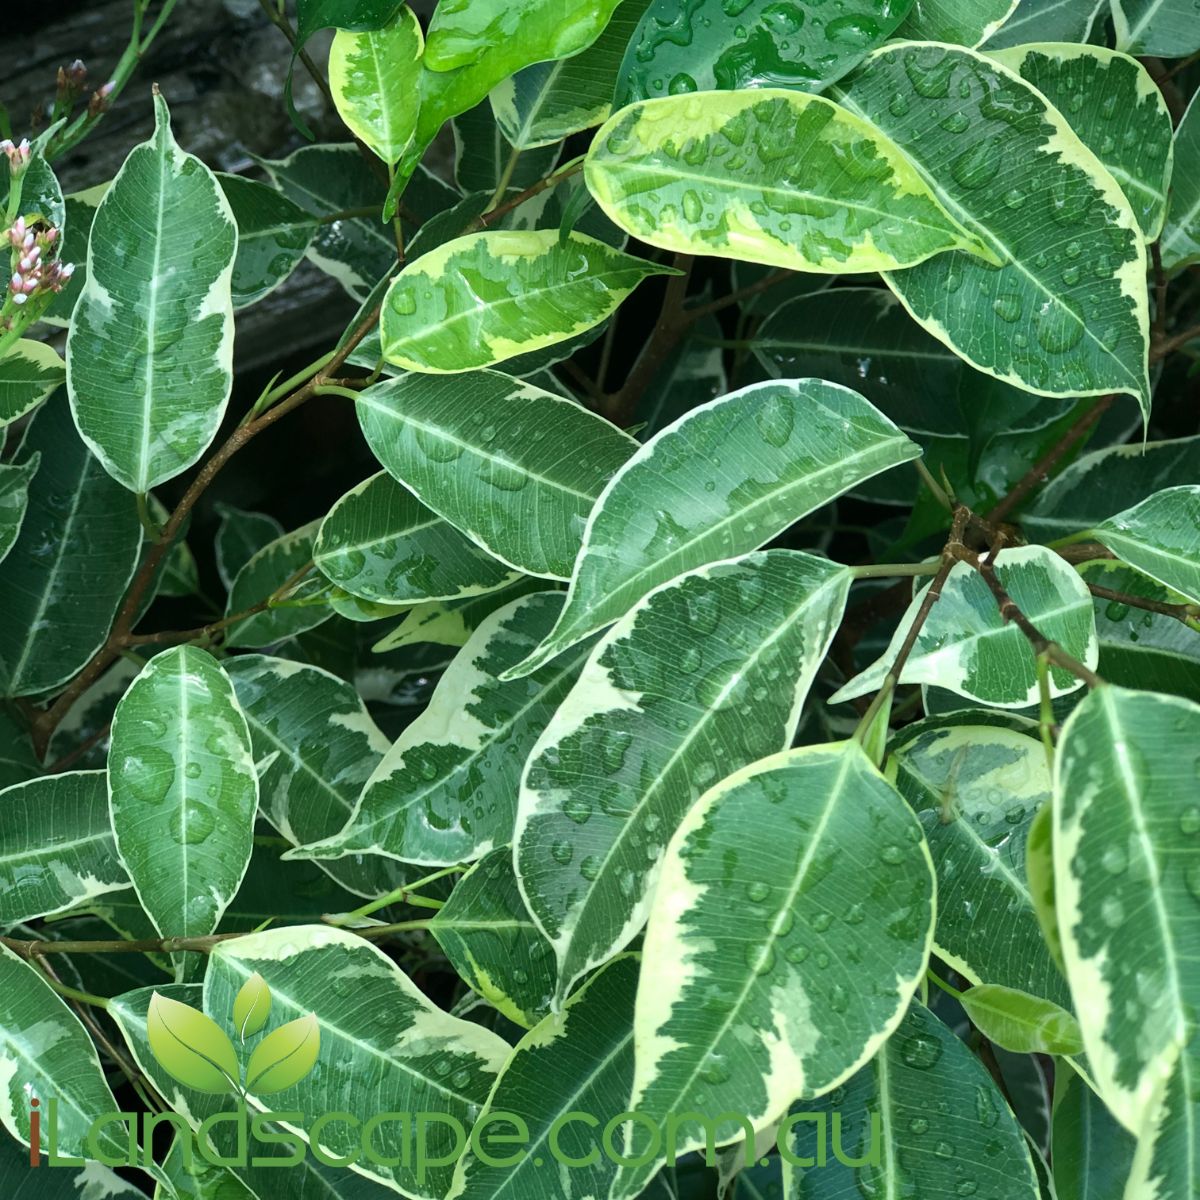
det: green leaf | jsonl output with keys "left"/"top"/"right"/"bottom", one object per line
{"left": 903, "top": 0, "right": 1018, "bottom": 45}
{"left": 1022, "top": 434, "right": 1200, "bottom": 540}
{"left": 585, "top": 90, "right": 990, "bottom": 273}
{"left": 429, "top": 847, "right": 556, "bottom": 1028}
{"left": 425, "top": 0, "right": 622, "bottom": 72}
{"left": 295, "top": 0, "right": 403, "bottom": 44}
{"left": 1083, "top": 560, "right": 1200, "bottom": 703}
{"left": 509, "top": 378, "right": 918, "bottom": 677}
{"left": 832, "top": 546, "right": 1098, "bottom": 708}
{"left": 1112, "top": 0, "right": 1200, "bottom": 55}
{"left": 157, "top": 1133, "right": 257, "bottom": 1200}
{"left": 0, "top": 709, "right": 40, "bottom": 790}
{"left": 982, "top": 0, "right": 1107, "bottom": 47}
{"left": 451, "top": 103, "right": 560, "bottom": 192}
{"left": 223, "top": 654, "right": 411, "bottom": 899}
{"left": 113, "top": 982, "right": 391, "bottom": 1200}
{"left": 450, "top": 955, "right": 638, "bottom": 1200}
{"left": 218, "top": 174, "right": 316, "bottom": 309}
{"left": 356, "top": 369, "right": 637, "bottom": 579}
{"left": 147, "top": 990, "right": 241, "bottom": 1094}
{"left": 0, "top": 339, "right": 65, "bottom": 429}
{"left": 224, "top": 521, "right": 331, "bottom": 649}
{"left": 1164, "top": 91, "right": 1200, "bottom": 272}
{"left": 490, "top": 0, "right": 653, "bottom": 149}
{"left": 41, "top": 184, "right": 107, "bottom": 327}
{"left": 257, "top": 143, "right": 395, "bottom": 301}
{"left": 614, "top": 0, "right": 914, "bottom": 104}
{"left": 889, "top": 718, "right": 1070, "bottom": 1006}
{"left": 616, "top": 742, "right": 933, "bottom": 1195}
{"left": 372, "top": 576, "right": 545, "bottom": 651}
{"left": 295, "top": 591, "right": 593, "bottom": 866}
{"left": 244, "top": 1012, "right": 320, "bottom": 1093}
{"left": 0, "top": 943, "right": 128, "bottom": 1161}
{"left": 0, "top": 396, "right": 142, "bottom": 698}
{"left": 0, "top": 1131, "right": 144, "bottom": 1199}
{"left": 959, "top": 983, "right": 1083, "bottom": 1054}
{"left": 329, "top": 6, "right": 423, "bottom": 164}
{"left": 379, "top": 230, "right": 672, "bottom": 373}
{"left": 203, "top": 925, "right": 510, "bottom": 1198}
{"left": 0, "top": 453, "right": 38, "bottom": 567}
{"left": 2, "top": 143, "right": 63, "bottom": 228}
{"left": 1053, "top": 686, "right": 1200, "bottom": 1133}
{"left": 836, "top": 43, "right": 1151, "bottom": 415}
{"left": 780, "top": 1001, "right": 1040, "bottom": 1200}
{"left": 752, "top": 287, "right": 1078, "bottom": 510}
{"left": 108, "top": 646, "right": 258, "bottom": 939}
{"left": 1051, "top": 1068, "right": 1138, "bottom": 1200}
{"left": 315, "top": 470, "right": 516, "bottom": 604}
{"left": 0, "top": 770, "right": 129, "bottom": 926}
{"left": 214, "top": 502, "right": 284, "bottom": 591}
{"left": 1123, "top": 1035, "right": 1199, "bottom": 1200}
{"left": 66, "top": 94, "right": 236, "bottom": 492}
{"left": 1093, "top": 486, "right": 1200, "bottom": 605}
{"left": 988, "top": 44, "right": 1173, "bottom": 239}
{"left": 232, "top": 971, "right": 272, "bottom": 1040}
{"left": 516, "top": 550, "right": 851, "bottom": 1006}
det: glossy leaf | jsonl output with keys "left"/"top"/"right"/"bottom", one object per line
{"left": 314, "top": 470, "right": 515, "bottom": 604}
{"left": 223, "top": 654, "right": 409, "bottom": 899}
{"left": 203, "top": 926, "right": 510, "bottom": 1198}
{"left": 0, "top": 340, "right": 64, "bottom": 429}
{"left": 0, "top": 454, "right": 37, "bottom": 567}
{"left": 146, "top": 990, "right": 241, "bottom": 1094}
{"left": 1164, "top": 91, "right": 1200, "bottom": 271}
{"left": 491, "top": 0, "right": 653, "bottom": 149}
{"left": 1022, "top": 434, "right": 1200, "bottom": 539}
{"left": 0, "top": 710, "right": 40, "bottom": 791}
{"left": 372, "top": 576, "right": 545, "bottom": 652}
{"left": 0, "top": 397, "right": 142, "bottom": 698}
{"left": 614, "top": 0, "right": 914, "bottom": 104}
{"left": 889, "top": 718, "right": 1071, "bottom": 1005}
{"left": 510, "top": 379, "right": 918, "bottom": 677}
{"left": 429, "top": 847, "right": 556, "bottom": 1028}
{"left": 618, "top": 742, "right": 934, "bottom": 1194}
{"left": 450, "top": 955, "right": 638, "bottom": 1200}
{"left": 1112, "top": 0, "right": 1200, "bottom": 55}
{"left": 41, "top": 184, "right": 106, "bottom": 327}
{"left": 329, "top": 6, "right": 423, "bottom": 164}
{"left": 1122, "top": 1035, "right": 1199, "bottom": 1200}
{"left": 982, "top": 0, "right": 1106, "bottom": 47}
{"left": 0, "top": 944, "right": 128, "bottom": 1162}
{"left": 903, "top": 0, "right": 1018, "bottom": 45}
{"left": 586, "top": 90, "right": 990, "bottom": 273}
{"left": 232, "top": 971, "right": 272, "bottom": 1041}
{"left": 295, "top": 592, "right": 593, "bottom": 866}
{"left": 832, "top": 546, "right": 1099, "bottom": 708}
{"left": 780, "top": 1001, "right": 1040, "bottom": 1200}
{"left": 224, "top": 521, "right": 330, "bottom": 648}
{"left": 959, "top": 984, "right": 1083, "bottom": 1054}
{"left": 837, "top": 43, "right": 1151, "bottom": 415}
{"left": 1093, "top": 485, "right": 1200, "bottom": 605}
{"left": 0, "top": 771, "right": 129, "bottom": 926}
{"left": 1054, "top": 687, "right": 1200, "bottom": 1133}
{"left": 67, "top": 94, "right": 236, "bottom": 492}
{"left": 0, "top": 1132, "right": 144, "bottom": 1199}
{"left": 1051, "top": 1069, "right": 1138, "bottom": 1200}
{"left": 989, "top": 44, "right": 1173, "bottom": 239}
{"left": 108, "top": 646, "right": 258, "bottom": 939}
{"left": 516, "top": 550, "right": 851, "bottom": 1006}
{"left": 379, "top": 230, "right": 671, "bottom": 373}
{"left": 356, "top": 369, "right": 637, "bottom": 579}
{"left": 218, "top": 173, "right": 316, "bottom": 309}
{"left": 214, "top": 502, "right": 284, "bottom": 591}
{"left": 452, "top": 103, "right": 560, "bottom": 193}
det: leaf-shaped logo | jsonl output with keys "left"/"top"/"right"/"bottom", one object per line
{"left": 245, "top": 1012, "right": 321, "bottom": 1094}
{"left": 233, "top": 972, "right": 272, "bottom": 1041}
{"left": 147, "top": 991, "right": 241, "bottom": 1095}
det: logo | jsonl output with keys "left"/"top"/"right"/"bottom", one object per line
{"left": 147, "top": 974, "right": 319, "bottom": 1100}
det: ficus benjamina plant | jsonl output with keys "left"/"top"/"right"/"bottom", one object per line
{"left": 0, "top": 0, "right": 1199, "bottom": 1196}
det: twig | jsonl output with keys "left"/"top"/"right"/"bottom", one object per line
{"left": 475, "top": 160, "right": 584, "bottom": 228}
{"left": 1153, "top": 321, "right": 1200, "bottom": 362}
{"left": 1086, "top": 582, "right": 1200, "bottom": 624}
{"left": 681, "top": 269, "right": 793, "bottom": 322}
{"left": 986, "top": 395, "right": 1115, "bottom": 525}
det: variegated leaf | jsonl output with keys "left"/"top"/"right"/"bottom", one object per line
{"left": 0, "top": 340, "right": 64, "bottom": 429}
{"left": 1093, "top": 485, "right": 1200, "bottom": 605}
{"left": 516, "top": 550, "right": 851, "bottom": 1007}
{"left": 67, "top": 94, "right": 236, "bottom": 492}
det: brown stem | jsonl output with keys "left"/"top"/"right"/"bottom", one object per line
{"left": 986, "top": 394, "right": 1115, "bottom": 525}
{"left": 1086, "top": 582, "right": 1200, "bottom": 624}
{"left": 971, "top": 552, "right": 1105, "bottom": 688}
{"left": 1054, "top": 541, "right": 1116, "bottom": 564}
{"left": 29, "top": 305, "right": 382, "bottom": 758}
{"left": 682, "top": 269, "right": 793, "bottom": 322}
{"left": 45, "top": 723, "right": 111, "bottom": 774}
{"left": 1153, "top": 321, "right": 1200, "bottom": 362}
{"left": 476, "top": 161, "right": 584, "bottom": 228}
{"left": 601, "top": 254, "right": 695, "bottom": 425}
